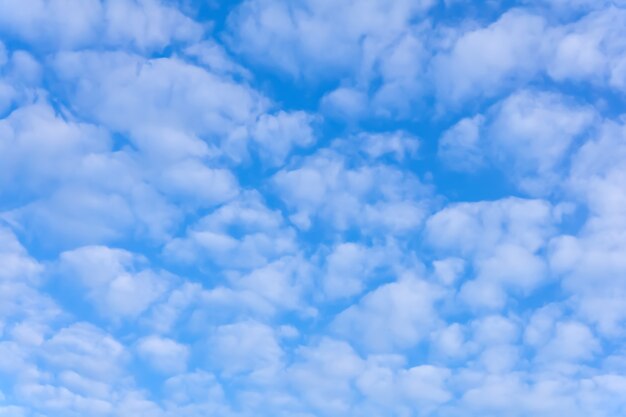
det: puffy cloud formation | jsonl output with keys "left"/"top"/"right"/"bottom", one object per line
{"left": 1, "top": 1, "right": 626, "bottom": 416}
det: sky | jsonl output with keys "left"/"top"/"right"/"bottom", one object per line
{"left": 1, "top": 0, "right": 626, "bottom": 416}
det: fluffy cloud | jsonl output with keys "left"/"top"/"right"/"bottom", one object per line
{"left": 2, "top": 1, "right": 626, "bottom": 416}
{"left": 548, "top": 7, "right": 626, "bottom": 90}
{"left": 332, "top": 273, "right": 443, "bottom": 352}
{"left": 51, "top": 51, "right": 266, "bottom": 161}
{"left": 251, "top": 110, "right": 316, "bottom": 166}
{"left": 40, "top": 323, "right": 127, "bottom": 381}
{"left": 0, "top": 0, "right": 202, "bottom": 51}
{"left": 321, "top": 241, "right": 398, "bottom": 299}
{"left": 548, "top": 118, "right": 626, "bottom": 334}
{"left": 273, "top": 144, "right": 429, "bottom": 232}
{"left": 426, "top": 198, "right": 556, "bottom": 309}
{"left": 439, "top": 90, "right": 596, "bottom": 195}
{"left": 136, "top": 336, "right": 189, "bottom": 374}
{"left": 432, "top": 10, "right": 548, "bottom": 106}
{"left": 207, "top": 320, "right": 283, "bottom": 380}
{"left": 0, "top": 99, "right": 181, "bottom": 246}
{"left": 227, "top": 0, "right": 433, "bottom": 77}
{"left": 165, "top": 191, "right": 297, "bottom": 269}
{"left": 0, "top": 101, "right": 110, "bottom": 197}
{"left": 58, "top": 246, "right": 171, "bottom": 320}
{"left": 0, "top": 226, "right": 60, "bottom": 357}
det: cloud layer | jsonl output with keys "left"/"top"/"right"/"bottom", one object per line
{"left": 1, "top": 1, "right": 626, "bottom": 416}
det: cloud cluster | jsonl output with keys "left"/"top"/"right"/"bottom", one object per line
{"left": 1, "top": 1, "right": 626, "bottom": 416}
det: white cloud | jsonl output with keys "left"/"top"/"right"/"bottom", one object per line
{"left": 251, "top": 110, "right": 316, "bottom": 166}
{"left": 484, "top": 90, "right": 596, "bottom": 194}
{"left": 41, "top": 322, "right": 127, "bottom": 381}
{"left": 104, "top": 0, "right": 202, "bottom": 50}
{"left": 432, "top": 10, "right": 548, "bottom": 105}
{"left": 320, "top": 87, "right": 368, "bottom": 120}
{"left": 332, "top": 273, "right": 443, "bottom": 352}
{"left": 0, "top": 101, "right": 110, "bottom": 196}
{"left": 369, "top": 30, "right": 428, "bottom": 117}
{"left": 438, "top": 115, "right": 485, "bottom": 172}
{"left": 51, "top": 51, "right": 266, "bottom": 161}
{"left": 537, "top": 321, "right": 600, "bottom": 363}
{"left": 355, "top": 360, "right": 452, "bottom": 414}
{"left": 321, "top": 241, "right": 402, "bottom": 299}
{"left": 0, "top": 99, "right": 183, "bottom": 246}
{"left": 354, "top": 131, "right": 420, "bottom": 162}
{"left": 398, "top": 365, "right": 452, "bottom": 407}
{"left": 472, "top": 315, "right": 519, "bottom": 346}
{"left": 523, "top": 304, "right": 562, "bottom": 348}
{"left": 57, "top": 371, "right": 111, "bottom": 400}
{"left": 3, "top": 2, "right": 626, "bottom": 416}
{"left": 208, "top": 321, "right": 283, "bottom": 380}
{"left": 229, "top": 256, "right": 313, "bottom": 313}
{"left": 426, "top": 198, "right": 556, "bottom": 309}
{"left": 0, "top": 405, "right": 26, "bottom": 417}
{"left": 15, "top": 382, "right": 115, "bottom": 416}
{"left": 136, "top": 336, "right": 189, "bottom": 374}
{"left": 157, "top": 159, "right": 240, "bottom": 208}
{"left": 439, "top": 90, "right": 596, "bottom": 195}
{"left": 288, "top": 338, "right": 364, "bottom": 415}
{"left": 426, "top": 198, "right": 555, "bottom": 256}
{"left": 432, "top": 257, "right": 465, "bottom": 286}
{"left": 0, "top": 227, "right": 60, "bottom": 349}
{"left": 528, "top": 0, "right": 610, "bottom": 14}
{"left": 0, "top": 0, "right": 202, "bottom": 51}
{"left": 0, "top": 226, "right": 42, "bottom": 283}
{"left": 163, "top": 371, "right": 224, "bottom": 406}
{"left": 59, "top": 246, "right": 170, "bottom": 320}
{"left": 547, "top": 118, "right": 626, "bottom": 334}
{"left": 548, "top": 7, "right": 626, "bottom": 91}
{"left": 431, "top": 323, "right": 467, "bottom": 359}
{"left": 142, "top": 282, "right": 203, "bottom": 334}
{"left": 183, "top": 40, "right": 251, "bottom": 79}
{"left": 165, "top": 191, "right": 297, "bottom": 269}
{"left": 227, "top": 0, "right": 433, "bottom": 78}
{"left": 273, "top": 147, "right": 429, "bottom": 232}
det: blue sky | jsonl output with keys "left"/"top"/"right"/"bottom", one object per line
{"left": 1, "top": 0, "right": 626, "bottom": 416}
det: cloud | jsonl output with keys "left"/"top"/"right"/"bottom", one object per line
{"left": 136, "top": 336, "right": 189, "bottom": 374}
{"left": 548, "top": 7, "right": 626, "bottom": 91}
{"left": 0, "top": 0, "right": 202, "bottom": 51}
{"left": 0, "top": 226, "right": 60, "bottom": 349}
{"left": 163, "top": 371, "right": 225, "bottom": 407}
{"left": 288, "top": 338, "right": 364, "bottom": 415}
{"left": 228, "top": 255, "right": 313, "bottom": 313}
{"left": 251, "top": 110, "right": 316, "bottom": 166}
{"left": 272, "top": 145, "right": 429, "bottom": 232}
{"left": 320, "top": 87, "right": 368, "bottom": 120}
{"left": 426, "top": 198, "right": 556, "bottom": 309}
{"left": 0, "top": 226, "right": 42, "bottom": 282}
{"left": 438, "top": 115, "right": 485, "bottom": 173}
{"left": 439, "top": 89, "right": 596, "bottom": 195}
{"left": 2, "top": 1, "right": 626, "bottom": 416}
{"left": 59, "top": 246, "right": 171, "bottom": 320}
{"left": 432, "top": 10, "right": 548, "bottom": 106}
{"left": 40, "top": 322, "right": 127, "bottom": 381}
{"left": 332, "top": 273, "right": 443, "bottom": 352}
{"left": 321, "top": 242, "right": 393, "bottom": 299}
{"left": 227, "top": 0, "right": 433, "bottom": 78}
{"left": 0, "top": 101, "right": 110, "bottom": 197}
{"left": 0, "top": 99, "right": 182, "bottom": 246}
{"left": 51, "top": 51, "right": 266, "bottom": 161}
{"left": 483, "top": 90, "right": 596, "bottom": 194}
{"left": 164, "top": 191, "right": 297, "bottom": 269}
{"left": 208, "top": 320, "right": 283, "bottom": 380}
